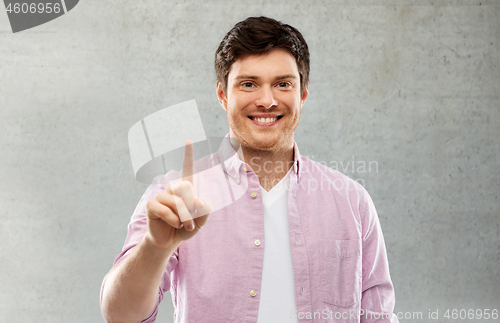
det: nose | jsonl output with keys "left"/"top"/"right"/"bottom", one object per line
{"left": 255, "top": 86, "right": 278, "bottom": 109}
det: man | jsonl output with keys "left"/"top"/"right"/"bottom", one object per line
{"left": 101, "top": 16, "right": 398, "bottom": 323}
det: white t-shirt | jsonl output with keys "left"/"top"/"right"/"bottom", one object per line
{"left": 257, "top": 169, "right": 298, "bottom": 323}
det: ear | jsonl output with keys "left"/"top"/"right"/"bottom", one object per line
{"left": 300, "top": 83, "right": 309, "bottom": 107}
{"left": 216, "top": 82, "right": 228, "bottom": 111}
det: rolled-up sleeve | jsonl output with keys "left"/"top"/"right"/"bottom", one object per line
{"left": 360, "top": 191, "right": 399, "bottom": 323}
{"left": 100, "top": 175, "right": 179, "bottom": 323}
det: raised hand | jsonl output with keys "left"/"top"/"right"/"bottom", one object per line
{"left": 145, "top": 140, "right": 213, "bottom": 248}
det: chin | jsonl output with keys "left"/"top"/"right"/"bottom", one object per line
{"left": 249, "top": 137, "right": 282, "bottom": 150}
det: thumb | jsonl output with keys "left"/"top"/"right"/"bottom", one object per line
{"left": 193, "top": 198, "right": 213, "bottom": 222}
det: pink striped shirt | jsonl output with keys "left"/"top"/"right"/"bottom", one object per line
{"left": 107, "top": 137, "right": 399, "bottom": 323}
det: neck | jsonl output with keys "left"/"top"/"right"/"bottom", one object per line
{"left": 230, "top": 136, "right": 295, "bottom": 191}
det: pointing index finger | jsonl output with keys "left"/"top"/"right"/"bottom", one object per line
{"left": 182, "top": 139, "right": 194, "bottom": 185}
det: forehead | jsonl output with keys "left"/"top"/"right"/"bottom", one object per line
{"left": 228, "top": 49, "right": 299, "bottom": 79}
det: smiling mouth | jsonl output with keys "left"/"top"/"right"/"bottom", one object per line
{"left": 248, "top": 116, "right": 283, "bottom": 123}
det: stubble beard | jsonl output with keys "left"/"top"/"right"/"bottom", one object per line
{"left": 228, "top": 119, "right": 297, "bottom": 162}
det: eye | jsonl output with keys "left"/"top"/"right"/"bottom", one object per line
{"left": 277, "top": 82, "right": 291, "bottom": 88}
{"left": 242, "top": 82, "right": 255, "bottom": 88}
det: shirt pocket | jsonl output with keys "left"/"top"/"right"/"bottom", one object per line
{"left": 320, "top": 239, "right": 362, "bottom": 308}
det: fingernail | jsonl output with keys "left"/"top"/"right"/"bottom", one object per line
{"left": 198, "top": 200, "right": 205, "bottom": 208}
{"left": 187, "top": 224, "right": 195, "bottom": 231}
{"left": 177, "top": 223, "right": 184, "bottom": 229}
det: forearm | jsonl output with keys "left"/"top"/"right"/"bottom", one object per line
{"left": 101, "top": 234, "right": 180, "bottom": 323}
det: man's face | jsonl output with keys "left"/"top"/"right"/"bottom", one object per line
{"left": 217, "top": 48, "right": 308, "bottom": 152}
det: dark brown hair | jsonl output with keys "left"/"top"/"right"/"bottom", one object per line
{"left": 215, "top": 16, "right": 310, "bottom": 96}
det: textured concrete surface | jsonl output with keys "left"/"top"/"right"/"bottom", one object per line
{"left": 0, "top": 1, "right": 498, "bottom": 322}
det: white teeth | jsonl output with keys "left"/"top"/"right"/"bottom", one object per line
{"left": 254, "top": 117, "right": 278, "bottom": 123}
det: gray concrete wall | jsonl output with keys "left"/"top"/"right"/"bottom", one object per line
{"left": 0, "top": 1, "right": 498, "bottom": 322}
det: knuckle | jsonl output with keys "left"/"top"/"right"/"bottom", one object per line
{"left": 174, "top": 196, "right": 185, "bottom": 209}
{"left": 202, "top": 200, "right": 213, "bottom": 212}
{"left": 171, "top": 183, "right": 182, "bottom": 195}
{"left": 158, "top": 207, "right": 170, "bottom": 219}
{"left": 179, "top": 181, "right": 192, "bottom": 192}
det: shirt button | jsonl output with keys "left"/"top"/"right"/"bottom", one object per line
{"left": 233, "top": 173, "right": 238, "bottom": 179}
{"left": 243, "top": 166, "right": 248, "bottom": 171}
{"left": 250, "top": 290, "right": 257, "bottom": 297}
{"left": 254, "top": 239, "right": 261, "bottom": 246}
{"left": 251, "top": 191, "right": 258, "bottom": 198}
{"left": 298, "top": 172, "right": 301, "bottom": 177}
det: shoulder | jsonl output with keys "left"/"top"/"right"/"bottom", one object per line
{"left": 299, "top": 155, "right": 366, "bottom": 191}
{"left": 298, "top": 155, "right": 374, "bottom": 212}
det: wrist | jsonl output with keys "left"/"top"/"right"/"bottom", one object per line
{"left": 143, "top": 232, "right": 181, "bottom": 255}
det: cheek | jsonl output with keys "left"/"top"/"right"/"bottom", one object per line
{"left": 226, "top": 103, "right": 243, "bottom": 122}
{"left": 277, "top": 91, "right": 301, "bottom": 106}
{"left": 229, "top": 95, "right": 251, "bottom": 114}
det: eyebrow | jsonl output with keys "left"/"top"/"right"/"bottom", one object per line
{"left": 234, "top": 74, "right": 297, "bottom": 81}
